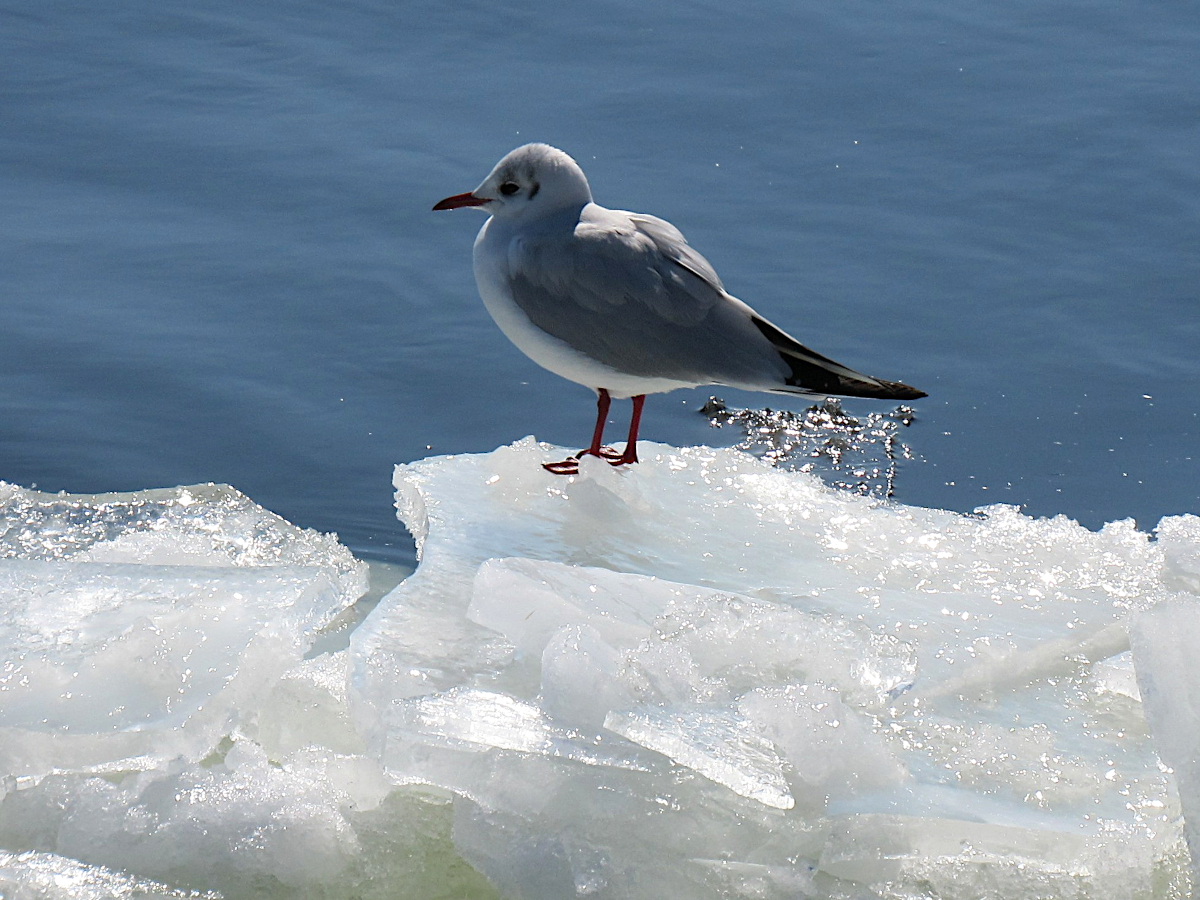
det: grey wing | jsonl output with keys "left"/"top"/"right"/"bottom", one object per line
{"left": 626, "top": 212, "right": 925, "bottom": 400}
{"left": 624, "top": 212, "right": 725, "bottom": 292}
{"left": 506, "top": 211, "right": 791, "bottom": 388}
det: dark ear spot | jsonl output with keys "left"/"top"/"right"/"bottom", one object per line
{"left": 528, "top": 181, "right": 540, "bottom": 200}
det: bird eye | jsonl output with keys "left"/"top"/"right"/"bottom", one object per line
{"left": 499, "top": 182, "right": 520, "bottom": 196}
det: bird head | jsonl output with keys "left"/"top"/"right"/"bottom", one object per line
{"left": 433, "top": 143, "right": 593, "bottom": 221}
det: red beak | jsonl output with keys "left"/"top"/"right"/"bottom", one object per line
{"left": 432, "top": 192, "right": 490, "bottom": 211}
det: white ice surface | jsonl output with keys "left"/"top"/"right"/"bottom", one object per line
{"left": 1131, "top": 597, "right": 1200, "bottom": 885}
{"left": 0, "top": 483, "right": 366, "bottom": 780}
{"left": 348, "top": 439, "right": 1198, "bottom": 899}
{"left": 2, "top": 447, "right": 1200, "bottom": 899}
{"left": 0, "top": 850, "right": 220, "bottom": 899}
{"left": 0, "top": 483, "right": 410, "bottom": 899}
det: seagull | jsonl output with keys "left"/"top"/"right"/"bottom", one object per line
{"left": 434, "top": 143, "right": 926, "bottom": 475}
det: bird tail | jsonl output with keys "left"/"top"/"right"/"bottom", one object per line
{"left": 752, "top": 316, "right": 927, "bottom": 401}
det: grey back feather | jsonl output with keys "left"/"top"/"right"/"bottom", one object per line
{"left": 504, "top": 205, "right": 790, "bottom": 387}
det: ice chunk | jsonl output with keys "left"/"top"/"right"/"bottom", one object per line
{"left": 0, "top": 740, "right": 389, "bottom": 896}
{"left": 621, "top": 636, "right": 718, "bottom": 706}
{"left": 447, "top": 763, "right": 824, "bottom": 900}
{"left": 1088, "top": 650, "right": 1142, "bottom": 702}
{"left": 0, "top": 561, "right": 355, "bottom": 778}
{"left": 246, "top": 651, "right": 367, "bottom": 759}
{"left": 3, "top": 436, "right": 1198, "bottom": 899}
{"left": 738, "top": 683, "right": 906, "bottom": 806}
{"left": 689, "top": 857, "right": 819, "bottom": 899}
{"left": 1157, "top": 515, "right": 1200, "bottom": 595}
{"left": 818, "top": 813, "right": 1155, "bottom": 895}
{"left": 57, "top": 740, "right": 361, "bottom": 890}
{"left": 468, "top": 557, "right": 675, "bottom": 655}
{"left": 449, "top": 799, "right": 585, "bottom": 900}
{"left": 381, "top": 688, "right": 671, "bottom": 856}
{"left": 0, "top": 482, "right": 363, "bottom": 594}
{"left": 387, "top": 687, "right": 648, "bottom": 771}
{"left": 539, "top": 625, "right": 634, "bottom": 729}
{"left": 647, "top": 589, "right": 917, "bottom": 710}
{"left": 1130, "top": 599, "right": 1200, "bottom": 882}
{"left": 0, "top": 481, "right": 508, "bottom": 899}
{"left": 0, "top": 750, "right": 494, "bottom": 899}
{"left": 604, "top": 706, "right": 795, "bottom": 810}
{"left": 0, "top": 850, "right": 219, "bottom": 899}
{"left": 348, "top": 440, "right": 1197, "bottom": 897}
{"left": 0, "top": 483, "right": 365, "bottom": 779}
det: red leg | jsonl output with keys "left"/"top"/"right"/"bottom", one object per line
{"left": 543, "top": 389, "right": 617, "bottom": 474}
{"left": 611, "top": 394, "right": 645, "bottom": 466}
{"left": 584, "top": 389, "right": 612, "bottom": 457}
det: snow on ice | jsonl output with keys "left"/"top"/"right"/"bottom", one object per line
{"left": 2, "top": 440, "right": 1200, "bottom": 899}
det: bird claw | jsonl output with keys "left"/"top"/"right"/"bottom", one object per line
{"left": 542, "top": 458, "right": 581, "bottom": 475}
{"left": 543, "top": 446, "right": 635, "bottom": 475}
{"left": 598, "top": 444, "right": 638, "bottom": 466}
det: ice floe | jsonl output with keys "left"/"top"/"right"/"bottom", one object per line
{"left": 2, "top": 441, "right": 1199, "bottom": 898}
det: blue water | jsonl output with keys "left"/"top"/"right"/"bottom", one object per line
{"left": 3, "top": 0, "right": 1198, "bottom": 565}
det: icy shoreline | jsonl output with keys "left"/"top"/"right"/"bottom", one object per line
{"left": 2, "top": 441, "right": 1198, "bottom": 898}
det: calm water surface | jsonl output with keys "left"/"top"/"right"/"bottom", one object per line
{"left": 3, "top": 0, "right": 1198, "bottom": 564}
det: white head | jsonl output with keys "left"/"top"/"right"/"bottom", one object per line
{"left": 433, "top": 143, "right": 593, "bottom": 221}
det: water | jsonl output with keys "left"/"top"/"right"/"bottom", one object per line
{"left": 2, "top": 3, "right": 1198, "bottom": 556}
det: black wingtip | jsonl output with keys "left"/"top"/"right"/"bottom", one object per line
{"left": 875, "top": 380, "right": 927, "bottom": 401}
{"left": 822, "top": 378, "right": 927, "bottom": 402}
{"left": 776, "top": 351, "right": 927, "bottom": 401}
{"left": 749, "top": 316, "right": 926, "bottom": 402}
{"left": 774, "top": 367, "right": 927, "bottom": 401}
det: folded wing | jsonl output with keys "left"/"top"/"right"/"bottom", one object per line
{"left": 505, "top": 204, "right": 925, "bottom": 400}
